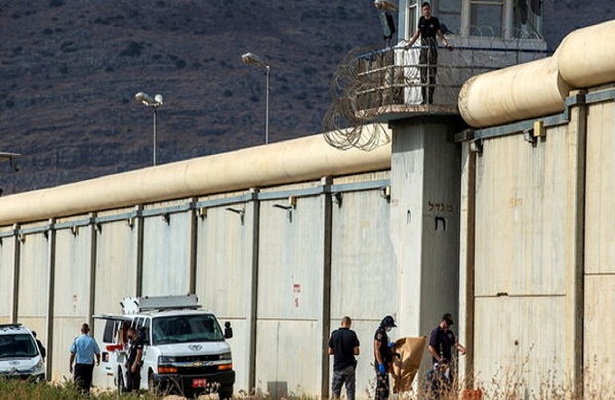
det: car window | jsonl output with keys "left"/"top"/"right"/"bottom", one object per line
{"left": 0, "top": 334, "right": 38, "bottom": 358}
{"left": 152, "top": 314, "right": 224, "bottom": 345}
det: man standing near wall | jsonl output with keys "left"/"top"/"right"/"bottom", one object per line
{"left": 373, "top": 315, "right": 397, "bottom": 400}
{"left": 126, "top": 327, "right": 144, "bottom": 392}
{"left": 69, "top": 323, "right": 101, "bottom": 394}
{"left": 404, "top": 2, "right": 452, "bottom": 105}
{"left": 328, "top": 316, "right": 360, "bottom": 400}
{"left": 428, "top": 313, "right": 466, "bottom": 390}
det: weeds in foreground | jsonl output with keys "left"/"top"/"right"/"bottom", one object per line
{"left": 0, "top": 378, "right": 160, "bottom": 400}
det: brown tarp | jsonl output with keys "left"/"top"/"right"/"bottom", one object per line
{"left": 390, "top": 336, "right": 428, "bottom": 393}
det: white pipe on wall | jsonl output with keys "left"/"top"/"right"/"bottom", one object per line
{"left": 0, "top": 126, "right": 392, "bottom": 225}
{"left": 557, "top": 20, "right": 615, "bottom": 89}
{"left": 458, "top": 56, "right": 570, "bottom": 128}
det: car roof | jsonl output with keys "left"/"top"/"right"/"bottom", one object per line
{"left": 0, "top": 323, "right": 33, "bottom": 336}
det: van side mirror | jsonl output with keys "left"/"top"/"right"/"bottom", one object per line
{"left": 224, "top": 321, "right": 233, "bottom": 339}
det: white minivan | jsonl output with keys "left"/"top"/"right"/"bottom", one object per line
{"left": 0, "top": 323, "right": 45, "bottom": 382}
{"left": 95, "top": 295, "right": 234, "bottom": 399}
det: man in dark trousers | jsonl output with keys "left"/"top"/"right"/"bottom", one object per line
{"left": 428, "top": 313, "right": 466, "bottom": 391}
{"left": 125, "top": 326, "right": 144, "bottom": 392}
{"left": 69, "top": 323, "right": 101, "bottom": 394}
{"left": 328, "top": 316, "right": 360, "bottom": 400}
{"left": 373, "top": 315, "right": 396, "bottom": 400}
{"left": 405, "top": 2, "right": 452, "bottom": 104}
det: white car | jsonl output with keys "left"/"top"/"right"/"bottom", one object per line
{"left": 0, "top": 324, "right": 45, "bottom": 382}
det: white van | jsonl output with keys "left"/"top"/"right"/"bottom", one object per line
{"left": 95, "top": 295, "right": 234, "bottom": 398}
{"left": 0, "top": 323, "right": 45, "bottom": 382}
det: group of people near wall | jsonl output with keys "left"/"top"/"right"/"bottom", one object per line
{"left": 327, "top": 313, "right": 466, "bottom": 400}
{"left": 68, "top": 322, "right": 143, "bottom": 394}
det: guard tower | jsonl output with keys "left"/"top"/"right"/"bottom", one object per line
{"left": 323, "top": 0, "right": 549, "bottom": 392}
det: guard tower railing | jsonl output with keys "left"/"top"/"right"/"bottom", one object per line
{"left": 350, "top": 44, "right": 550, "bottom": 120}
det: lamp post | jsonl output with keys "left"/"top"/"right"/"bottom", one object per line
{"left": 241, "top": 52, "right": 270, "bottom": 145}
{"left": 135, "top": 92, "right": 163, "bottom": 166}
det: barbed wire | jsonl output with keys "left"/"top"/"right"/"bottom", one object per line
{"left": 323, "top": 35, "right": 548, "bottom": 151}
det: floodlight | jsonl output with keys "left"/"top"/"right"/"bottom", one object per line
{"left": 241, "top": 52, "right": 271, "bottom": 144}
{"left": 374, "top": 0, "right": 397, "bottom": 11}
{"left": 241, "top": 52, "right": 269, "bottom": 69}
{"left": 135, "top": 91, "right": 164, "bottom": 165}
{"left": 135, "top": 91, "right": 162, "bottom": 107}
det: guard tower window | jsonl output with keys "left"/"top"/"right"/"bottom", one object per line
{"left": 400, "top": 0, "right": 543, "bottom": 42}
{"left": 513, "top": 0, "right": 542, "bottom": 38}
{"left": 405, "top": 0, "right": 419, "bottom": 39}
{"left": 470, "top": 0, "right": 503, "bottom": 37}
{"left": 439, "top": 0, "right": 462, "bottom": 35}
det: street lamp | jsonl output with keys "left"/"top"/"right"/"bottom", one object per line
{"left": 135, "top": 91, "right": 163, "bottom": 166}
{"left": 241, "top": 52, "right": 270, "bottom": 145}
{"left": 374, "top": 0, "right": 397, "bottom": 11}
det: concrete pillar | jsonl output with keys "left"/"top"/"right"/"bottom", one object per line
{"left": 389, "top": 116, "right": 462, "bottom": 359}
{"left": 247, "top": 188, "right": 260, "bottom": 391}
{"left": 458, "top": 141, "right": 476, "bottom": 386}
{"left": 45, "top": 219, "right": 56, "bottom": 380}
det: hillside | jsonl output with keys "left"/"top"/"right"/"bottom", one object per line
{"left": 0, "top": 0, "right": 613, "bottom": 195}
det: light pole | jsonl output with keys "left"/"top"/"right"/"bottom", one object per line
{"left": 241, "top": 52, "right": 270, "bottom": 145}
{"left": 135, "top": 91, "right": 163, "bottom": 166}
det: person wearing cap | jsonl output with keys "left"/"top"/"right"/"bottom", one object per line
{"left": 69, "top": 323, "right": 101, "bottom": 394}
{"left": 327, "top": 316, "right": 360, "bottom": 400}
{"left": 428, "top": 313, "right": 466, "bottom": 390}
{"left": 373, "top": 315, "right": 396, "bottom": 400}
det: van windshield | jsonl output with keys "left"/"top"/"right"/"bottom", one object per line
{"left": 152, "top": 314, "right": 224, "bottom": 345}
{"left": 0, "top": 334, "right": 38, "bottom": 358}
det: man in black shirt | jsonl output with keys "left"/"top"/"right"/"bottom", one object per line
{"left": 428, "top": 313, "right": 466, "bottom": 391}
{"left": 125, "top": 327, "right": 144, "bottom": 392}
{"left": 405, "top": 2, "right": 451, "bottom": 104}
{"left": 328, "top": 316, "right": 360, "bottom": 400}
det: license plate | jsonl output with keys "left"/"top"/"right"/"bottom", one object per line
{"left": 192, "top": 378, "right": 207, "bottom": 388}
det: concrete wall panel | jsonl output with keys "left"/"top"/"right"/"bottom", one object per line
{"left": 17, "top": 233, "right": 49, "bottom": 321}
{"left": 254, "top": 320, "right": 321, "bottom": 397}
{"left": 584, "top": 100, "right": 615, "bottom": 274}
{"left": 584, "top": 275, "right": 615, "bottom": 391}
{"left": 256, "top": 196, "right": 325, "bottom": 395}
{"left": 474, "top": 296, "right": 567, "bottom": 392}
{"left": 54, "top": 228, "right": 93, "bottom": 317}
{"left": 94, "top": 220, "right": 139, "bottom": 312}
{"left": 142, "top": 212, "right": 191, "bottom": 296}
{"left": 0, "top": 236, "right": 16, "bottom": 321}
{"left": 195, "top": 203, "right": 256, "bottom": 391}
{"left": 474, "top": 130, "right": 569, "bottom": 296}
{"left": 330, "top": 189, "right": 394, "bottom": 318}
{"left": 330, "top": 188, "right": 394, "bottom": 397}
{"left": 257, "top": 196, "right": 324, "bottom": 318}
{"left": 196, "top": 204, "right": 253, "bottom": 316}
{"left": 49, "top": 225, "right": 95, "bottom": 383}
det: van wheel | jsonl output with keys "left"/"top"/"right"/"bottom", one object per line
{"left": 148, "top": 371, "right": 160, "bottom": 395}
{"left": 117, "top": 368, "right": 126, "bottom": 394}
{"left": 218, "top": 386, "right": 233, "bottom": 400}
